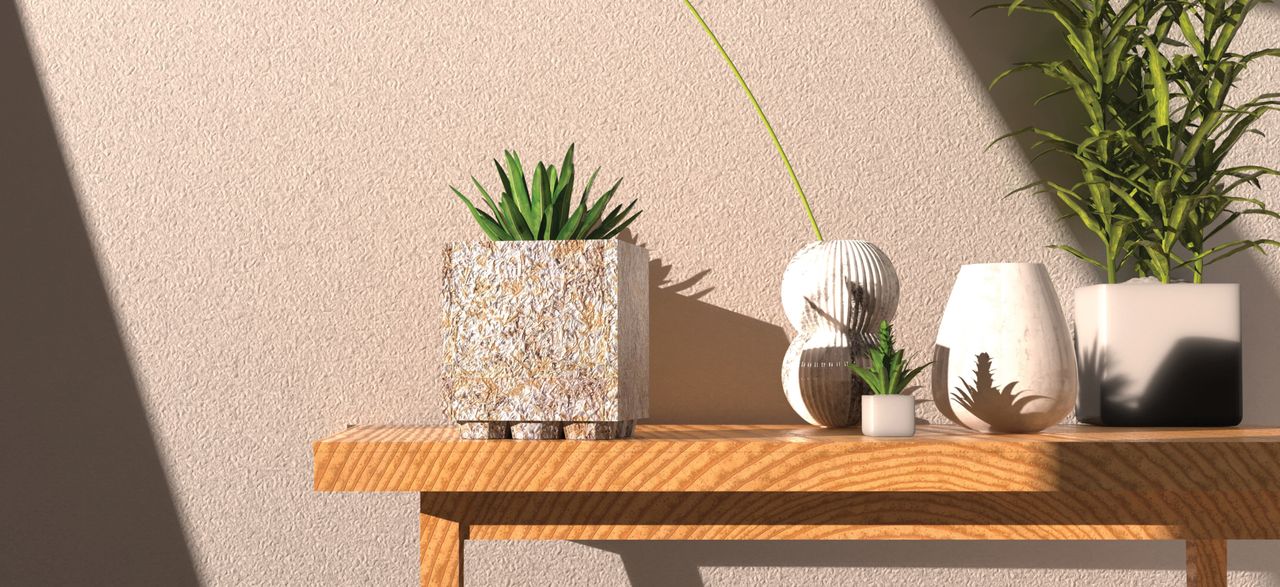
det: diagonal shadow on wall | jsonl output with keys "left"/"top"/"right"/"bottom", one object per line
{"left": 0, "top": 2, "right": 200, "bottom": 584}
{"left": 928, "top": 0, "right": 1280, "bottom": 582}
{"left": 585, "top": 5, "right": 1280, "bottom": 585}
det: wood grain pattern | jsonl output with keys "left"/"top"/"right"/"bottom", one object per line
{"left": 420, "top": 512, "right": 465, "bottom": 587}
{"left": 310, "top": 425, "right": 1280, "bottom": 585}
{"left": 415, "top": 491, "right": 1280, "bottom": 541}
{"left": 470, "top": 524, "right": 1182, "bottom": 541}
{"left": 314, "top": 424, "right": 1280, "bottom": 493}
{"left": 1187, "top": 539, "right": 1227, "bottom": 587}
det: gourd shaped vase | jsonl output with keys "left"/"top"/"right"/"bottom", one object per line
{"left": 931, "top": 263, "right": 1077, "bottom": 433}
{"left": 780, "top": 240, "right": 899, "bottom": 427}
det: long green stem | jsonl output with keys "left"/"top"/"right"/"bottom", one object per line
{"left": 1105, "top": 249, "right": 1117, "bottom": 284}
{"left": 682, "top": 0, "right": 824, "bottom": 241}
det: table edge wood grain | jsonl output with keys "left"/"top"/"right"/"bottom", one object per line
{"left": 314, "top": 424, "right": 1273, "bottom": 587}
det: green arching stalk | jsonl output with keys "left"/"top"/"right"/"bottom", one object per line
{"left": 681, "top": 0, "right": 824, "bottom": 241}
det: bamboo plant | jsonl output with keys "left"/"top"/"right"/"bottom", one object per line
{"left": 990, "top": 0, "right": 1280, "bottom": 283}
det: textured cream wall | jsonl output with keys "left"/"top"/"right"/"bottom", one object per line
{"left": 10, "top": 0, "right": 1280, "bottom": 585}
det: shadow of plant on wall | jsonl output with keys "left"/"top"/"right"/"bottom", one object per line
{"left": 927, "top": 0, "right": 1107, "bottom": 268}
{"left": 651, "top": 256, "right": 713, "bottom": 301}
{"left": 800, "top": 279, "right": 870, "bottom": 333}
{"left": 636, "top": 239, "right": 801, "bottom": 424}
{"left": 784, "top": 280, "right": 877, "bottom": 425}
{"left": 950, "top": 353, "right": 1048, "bottom": 433}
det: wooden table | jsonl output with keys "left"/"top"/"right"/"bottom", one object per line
{"left": 312, "top": 424, "right": 1280, "bottom": 586}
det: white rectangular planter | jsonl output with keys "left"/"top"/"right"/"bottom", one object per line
{"left": 860, "top": 394, "right": 916, "bottom": 437}
{"left": 1075, "top": 283, "right": 1241, "bottom": 426}
{"left": 442, "top": 240, "right": 650, "bottom": 439}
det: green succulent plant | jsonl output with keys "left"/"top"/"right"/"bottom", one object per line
{"left": 990, "top": 0, "right": 1280, "bottom": 283}
{"left": 849, "top": 321, "right": 932, "bottom": 395}
{"left": 450, "top": 145, "right": 640, "bottom": 241}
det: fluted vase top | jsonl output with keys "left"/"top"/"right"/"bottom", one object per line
{"left": 780, "top": 240, "right": 899, "bottom": 334}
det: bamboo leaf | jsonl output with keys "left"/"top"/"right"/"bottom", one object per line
{"left": 1144, "top": 38, "right": 1171, "bottom": 140}
{"left": 1002, "top": 179, "right": 1050, "bottom": 199}
{"left": 1049, "top": 244, "right": 1105, "bottom": 268}
{"left": 1177, "top": 10, "right": 1206, "bottom": 59}
{"left": 1180, "top": 239, "right": 1280, "bottom": 268}
{"left": 1203, "top": 240, "right": 1279, "bottom": 266}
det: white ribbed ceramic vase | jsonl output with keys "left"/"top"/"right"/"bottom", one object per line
{"left": 781, "top": 240, "right": 900, "bottom": 427}
{"left": 931, "top": 263, "right": 1077, "bottom": 433}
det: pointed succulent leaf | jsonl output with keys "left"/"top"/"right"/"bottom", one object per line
{"left": 599, "top": 211, "right": 641, "bottom": 240}
{"left": 451, "top": 186, "right": 511, "bottom": 241}
{"left": 578, "top": 178, "right": 623, "bottom": 238}
{"left": 471, "top": 176, "right": 504, "bottom": 226}
{"left": 849, "top": 364, "right": 882, "bottom": 395}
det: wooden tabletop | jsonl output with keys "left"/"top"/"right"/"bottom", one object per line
{"left": 313, "top": 424, "right": 1280, "bottom": 494}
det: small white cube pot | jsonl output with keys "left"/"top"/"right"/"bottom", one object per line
{"left": 860, "top": 394, "right": 916, "bottom": 437}
{"left": 1075, "top": 283, "right": 1241, "bottom": 426}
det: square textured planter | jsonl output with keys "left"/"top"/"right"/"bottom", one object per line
{"left": 1075, "top": 283, "right": 1241, "bottom": 427}
{"left": 442, "top": 240, "right": 649, "bottom": 439}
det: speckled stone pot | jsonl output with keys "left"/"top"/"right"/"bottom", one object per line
{"left": 442, "top": 240, "right": 649, "bottom": 440}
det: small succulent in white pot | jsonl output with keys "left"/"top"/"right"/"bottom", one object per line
{"left": 850, "top": 321, "right": 930, "bottom": 437}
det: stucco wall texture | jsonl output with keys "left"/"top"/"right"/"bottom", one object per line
{"left": 10, "top": 0, "right": 1280, "bottom": 585}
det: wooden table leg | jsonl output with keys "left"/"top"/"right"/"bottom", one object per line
{"left": 1186, "top": 539, "right": 1227, "bottom": 587}
{"left": 421, "top": 512, "right": 466, "bottom": 587}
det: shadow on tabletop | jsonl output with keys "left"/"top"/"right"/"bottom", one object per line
{"left": 0, "top": 2, "right": 200, "bottom": 584}
{"left": 580, "top": 540, "right": 1214, "bottom": 586}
